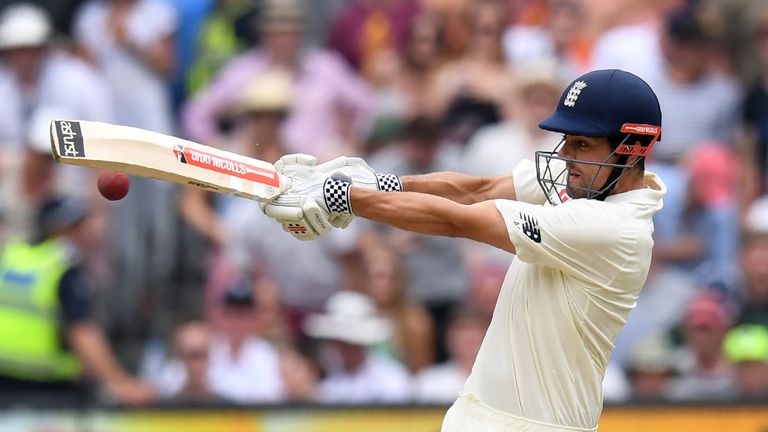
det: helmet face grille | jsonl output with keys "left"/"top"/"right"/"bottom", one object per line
{"left": 535, "top": 136, "right": 641, "bottom": 205}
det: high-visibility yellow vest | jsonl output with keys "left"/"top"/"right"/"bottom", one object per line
{"left": 0, "top": 239, "right": 80, "bottom": 381}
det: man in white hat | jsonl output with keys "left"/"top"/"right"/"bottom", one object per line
{"left": 305, "top": 290, "right": 412, "bottom": 404}
{"left": 0, "top": 3, "right": 112, "bottom": 151}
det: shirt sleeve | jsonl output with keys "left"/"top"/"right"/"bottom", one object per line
{"left": 494, "top": 199, "right": 637, "bottom": 283}
{"left": 58, "top": 267, "right": 92, "bottom": 324}
{"left": 512, "top": 159, "right": 547, "bottom": 204}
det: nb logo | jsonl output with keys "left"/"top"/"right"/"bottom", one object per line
{"left": 520, "top": 213, "right": 542, "bottom": 243}
{"left": 563, "top": 81, "right": 587, "bottom": 107}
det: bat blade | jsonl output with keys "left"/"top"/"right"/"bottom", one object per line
{"left": 49, "top": 120, "right": 283, "bottom": 200}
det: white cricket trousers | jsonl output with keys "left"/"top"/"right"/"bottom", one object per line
{"left": 441, "top": 392, "right": 598, "bottom": 432}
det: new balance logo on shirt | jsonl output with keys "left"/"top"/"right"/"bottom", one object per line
{"left": 520, "top": 213, "right": 542, "bottom": 243}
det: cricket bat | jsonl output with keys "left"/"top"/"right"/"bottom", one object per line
{"left": 49, "top": 120, "right": 284, "bottom": 200}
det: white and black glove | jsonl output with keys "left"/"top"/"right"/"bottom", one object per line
{"left": 263, "top": 155, "right": 402, "bottom": 239}
{"left": 264, "top": 172, "right": 354, "bottom": 228}
{"left": 258, "top": 154, "right": 323, "bottom": 240}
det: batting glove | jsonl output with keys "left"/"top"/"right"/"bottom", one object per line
{"left": 267, "top": 154, "right": 401, "bottom": 230}
{"left": 262, "top": 189, "right": 334, "bottom": 241}
{"left": 277, "top": 154, "right": 402, "bottom": 192}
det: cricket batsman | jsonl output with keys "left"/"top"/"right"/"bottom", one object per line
{"left": 263, "top": 69, "right": 667, "bottom": 431}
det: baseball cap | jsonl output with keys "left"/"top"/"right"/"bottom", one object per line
{"left": 538, "top": 69, "right": 662, "bottom": 141}
{"left": 36, "top": 196, "right": 89, "bottom": 239}
{"left": 685, "top": 296, "right": 731, "bottom": 329}
{"left": 665, "top": 7, "right": 719, "bottom": 43}
{"left": 686, "top": 143, "right": 736, "bottom": 207}
{"left": 0, "top": 3, "right": 52, "bottom": 50}
{"left": 723, "top": 325, "right": 768, "bottom": 363}
{"left": 222, "top": 280, "right": 256, "bottom": 308}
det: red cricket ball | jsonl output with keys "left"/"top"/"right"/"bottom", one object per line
{"left": 97, "top": 172, "right": 130, "bottom": 201}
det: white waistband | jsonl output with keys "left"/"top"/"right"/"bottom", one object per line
{"left": 449, "top": 392, "right": 598, "bottom": 432}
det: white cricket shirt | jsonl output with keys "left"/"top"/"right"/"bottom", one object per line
{"left": 463, "top": 160, "right": 666, "bottom": 429}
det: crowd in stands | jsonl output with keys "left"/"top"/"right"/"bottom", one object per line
{"left": 0, "top": 0, "right": 767, "bottom": 407}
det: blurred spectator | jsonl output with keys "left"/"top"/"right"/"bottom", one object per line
{"left": 327, "top": 0, "right": 420, "bottom": 79}
{"left": 418, "top": 0, "right": 470, "bottom": 59}
{"left": 20, "top": 106, "right": 88, "bottom": 205}
{"left": 602, "top": 361, "right": 630, "bottom": 403}
{"left": 653, "top": 144, "right": 740, "bottom": 273}
{"left": 742, "top": 12, "right": 768, "bottom": 198}
{"left": 427, "top": 0, "right": 508, "bottom": 145}
{"left": 612, "top": 255, "right": 696, "bottom": 368}
{"left": 465, "top": 261, "right": 506, "bottom": 320}
{"left": 625, "top": 333, "right": 678, "bottom": 401}
{"left": 277, "top": 345, "right": 320, "bottom": 403}
{"left": 207, "top": 283, "right": 285, "bottom": 404}
{"left": 164, "top": 0, "right": 214, "bottom": 108}
{"left": 368, "top": 117, "right": 469, "bottom": 362}
{"left": 18, "top": 0, "right": 89, "bottom": 36}
{"left": 462, "top": 60, "right": 563, "bottom": 176}
{"left": 711, "top": 0, "right": 768, "bottom": 84}
{"left": 645, "top": 6, "right": 741, "bottom": 164}
{"left": 214, "top": 77, "right": 366, "bottom": 336}
{"left": 181, "top": 69, "right": 294, "bottom": 248}
{"left": 0, "top": 3, "right": 112, "bottom": 150}
{"left": 0, "top": 197, "right": 154, "bottom": 406}
{"left": 154, "top": 321, "right": 227, "bottom": 404}
{"left": 414, "top": 308, "right": 487, "bottom": 404}
{"left": 723, "top": 324, "right": 768, "bottom": 399}
{"left": 503, "top": 0, "right": 591, "bottom": 80}
{"left": 220, "top": 203, "right": 364, "bottom": 344}
{"left": 73, "top": 0, "right": 181, "bottom": 372}
{"left": 186, "top": 0, "right": 259, "bottom": 96}
{"left": 363, "top": 10, "right": 445, "bottom": 145}
{"left": 74, "top": 0, "right": 176, "bottom": 133}
{"left": 395, "top": 11, "right": 445, "bottom": 118}
{"left": 183, "top": 0, "right": 373, "bottom": 161}
{"left": 666, "top": 293, "right": 739, "bottom": 401}
{"left": 589, "top": 0, "right": 682, "bottom": 81}
{"left": 306, "top": 291, "right": 412, "bottom": 404}
{"left": 735, "top": 196, "right": 768, "bottom": 327}
{"left": 363, "top": 244, "right": 435, "bottom": 372}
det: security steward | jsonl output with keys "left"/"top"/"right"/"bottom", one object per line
{"left": 0, "top": 197, "right": 155, "bottom": 405}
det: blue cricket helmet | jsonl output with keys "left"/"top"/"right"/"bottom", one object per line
{"left": 539, "top": 69, "right": 662, "bottom": 139}
{"left": 535, "top": 69, "right": 662, "bottom": 204}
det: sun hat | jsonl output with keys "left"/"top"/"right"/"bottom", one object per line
{"left": 0, "top": 3, "right": 52, "bottom": 50}
{"left": 304, "top": 291, "right": 392, "bottom": 346}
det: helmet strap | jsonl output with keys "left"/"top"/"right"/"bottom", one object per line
{"left": 594, "top": 153, "right": 629, "bottom": 201}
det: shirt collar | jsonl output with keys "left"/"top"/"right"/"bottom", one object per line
{"left": 605, "top": 171, "right": 667, "bottom": 209}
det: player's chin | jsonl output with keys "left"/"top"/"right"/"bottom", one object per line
{"left": 566, "top": 185, "right": 587, "bottom": 200}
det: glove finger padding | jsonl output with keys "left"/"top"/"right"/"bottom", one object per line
{"left": 302, "top": 200, "right": 333, "bottom": 236}
{"left": 274, "top": 154, "right": 319, "bottom": 186}
{"left": 263, "top": 203, "right": 332, "bottom": 241}
{"left": 316, "top": 156, "right": 353, "bottom": 174}
{"left": 274, "top": 153, "right": 317, "bottom": 171}
{"left": 329, "top": 213, "right": 354, "bottom": 229}
{"left": 263, "top": 202, "right": 304, "bottom": 221}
